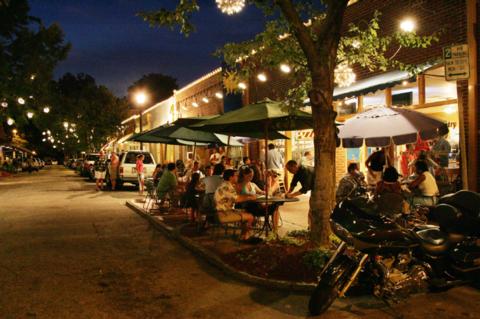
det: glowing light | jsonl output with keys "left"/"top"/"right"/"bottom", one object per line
{"left": 352, "top": 40, "right": 361, "bottom": 49}
{"left": 63, "top": 122, "right": 69, "bottom": 128}
{"left": 42, "top": 131, "right": 46, "bottom": 135}
{"left": 216, "top": 0, "right": 245, "bottom": 15}
{"left": 215, "top": 92, "right": 223, "bottom": 99}
{"left": 12, "top": 129, "right": 18, "bottom": 134}
{"left": 134, "top": 91, "right": 148, "bottom": 105}
{"left": 69, "top": 128, "right": 74, "bottom": 133}
{"left": 344, "top": 98, "right": 357, "bottom": 105}
{"left": 17, "top": 97, "right": 25, "bottom": 105}
{"left": 42, "top": 138, "right": 46, "bottom": 142}
{"left": 238, "top": 82, "right": 247, "bottom": 90}
{"left": 202, "top": 97, "right": 209, "bottom": 103}
{"left": 47, "top": 130, "right": 51, "bottom": 135}
{"left": 257, "top": 73, "right": 267, "bottom": 82}
{"left": 402, "top": 80, "right": 409, "bottom": 86}
{"left": 192, "top": 102, "right": 199, "bottom": 108}
{"left": 30, "top": 74, "right": 36, "bottom": 80}
{"left": 400, "top": 18, "right": 415, "bottom": 32}
{"left": 26, "top": 112, "right": 34, "bottom": 119}
{"left": 444, "top": 106, "right": 456, "bottom": 114}
{"left": 334, "top": 62, "right": 356, "bottom": 88}
{"left": 280, "top": 64, "right": 291, "bottom": 74}
{"left": 7, "top": 118, "right": 14, "bottom": 126}
{"left": 43, "top": 106, "right": 50, "bottom": 113}
{"left": 53, "top": 145, "right": 57, "bottom": 149}
{"left": 1, "top": 101, "right": 7, "bottom": 108}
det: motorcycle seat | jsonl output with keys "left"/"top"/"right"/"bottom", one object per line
{"left": 416, "top": 229, "right": 447, "bottom": 245}
{"left": 416, "top": 229, "right": 449, "bottom": 255}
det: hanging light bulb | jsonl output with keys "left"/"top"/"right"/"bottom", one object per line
{"left": 280, "top": 64, "right": 291, "bottom": 74}
{"left": 202, "top": 97, "right": 209, "bottom": 103}
{"left": 238, "top": 82, "right": 247, "bottom": 90}
{"left": 1, "top": 101, "right": 7, "bottom": 108}
{"left": 26, "top": 111, "right": 34, "bottom": 119}
{"left": 334, "top": 62, "right": 356, "bottom": 88}
{"left": 257, "top": 73, "right": 267, "bottom": 82}
{"left": 6, "top": 118, "right": 14, "bottom": 126}
{"left": 216, "top": 0, "right": 245, "bottom": 15}
{"left": 42, "top": 138, "right": 46, "bottom": 142}
{"left": 192, "top": 102, "right": 199, "bottom": 108}
{"left": 215, "top": 92, "right": 223, "bottom": 99}
{"left": 43, "top": 106, "right": 50, "bottom": 113}
{"left": 17, "top": 97, "right": 25, "bottom": 105}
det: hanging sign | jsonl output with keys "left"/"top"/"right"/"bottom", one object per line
{"left": 443, "top": 44, "right": 470, "bottom": 81}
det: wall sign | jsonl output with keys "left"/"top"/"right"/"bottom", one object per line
{"left": 443, "top": 44, "right": 470, "bottom": 81}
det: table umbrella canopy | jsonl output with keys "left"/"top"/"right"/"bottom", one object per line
{"left": 338, "top": 107, "right": 449, "bottom": 148}
{"left": 191, "top": 99, "right": 313, "bottom": 136}
{"left": 133, "top": 123, "right": 244, "bottom": 146}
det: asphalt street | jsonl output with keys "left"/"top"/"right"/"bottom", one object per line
{"left": 0, "top": 166, "right": 478, "bottom": 319}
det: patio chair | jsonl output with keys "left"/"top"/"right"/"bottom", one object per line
{"left": 143, "top": 180, "right": 157, "bottom": 213}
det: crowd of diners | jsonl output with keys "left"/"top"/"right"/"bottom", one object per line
{"left": 133, "top": 144, "right": 315, "bottom": 242}
{"left": 336, "top": 134, "right": 453, "bottom": 216}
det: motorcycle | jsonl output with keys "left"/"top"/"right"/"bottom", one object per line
{"left": 308, "top": 190, "right": 480, "bottom": 316}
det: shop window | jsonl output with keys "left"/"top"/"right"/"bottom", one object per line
{"left": 391, "top": 79, "right": 418, "bottom": 106}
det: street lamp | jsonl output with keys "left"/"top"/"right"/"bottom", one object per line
{"left": 43, "top": 106, "right": 50, "bottom": 113}
{"left": 26, "top": 111, "right": 34, "bottom": 119}
{"left": 133, "top": 91, "right": 149, "bottom": 150}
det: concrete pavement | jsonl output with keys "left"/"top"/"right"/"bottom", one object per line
{"left": 0, "top": 166, "right": 479, "bottom": 318}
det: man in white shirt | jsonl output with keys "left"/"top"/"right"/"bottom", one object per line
{"left": 267, "top": 143, "right": 284, "bottom": 171}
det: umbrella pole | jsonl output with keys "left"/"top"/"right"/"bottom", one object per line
{"left": 264, "top": 123, "right": 269, "bottom": 237}
{"left": 193, "top": 142, "right": 197, "bottom": 162}
{"left": 226, "top": 135, "right": 231, "bottom": 158}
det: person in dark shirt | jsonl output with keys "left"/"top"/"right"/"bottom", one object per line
{"left": 285, "top": 160, "right": 315, "bottom": 227}
{"left": 285, "top": 160, "right": 315, "bottom": 198}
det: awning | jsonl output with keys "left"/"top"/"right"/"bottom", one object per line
{"left": 333, "top": 70, "right": 415, "bottom": 100}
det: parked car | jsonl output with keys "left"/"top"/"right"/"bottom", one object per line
{"left": 82, "top": 153, "right": 99, "bottom": 180}
{"left": 106, "top": 150, "right": 156, "bottom": 189}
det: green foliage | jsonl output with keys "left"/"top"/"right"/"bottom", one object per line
{"left": 138, "top": 0, "right": 200, "bottom": 36}
{"left": 303, "top": 248, "right": 331, "bottom": 271}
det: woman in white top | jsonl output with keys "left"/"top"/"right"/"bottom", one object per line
{"left": 409, "top": 160, "right": 440, "bottom": 206}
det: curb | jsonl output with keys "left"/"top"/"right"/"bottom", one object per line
{"left": 126, "top": 200, "right": 316, "bottom": 293}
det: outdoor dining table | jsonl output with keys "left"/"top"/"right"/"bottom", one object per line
{"left": 253, "top": 196, "right": 300, "bottom": 236}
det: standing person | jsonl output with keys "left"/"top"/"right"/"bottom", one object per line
{"left": 365, "top": 148, "right": 388, "bottom": 187}
{"left": 209, "top": 148, "right": 221, "bottom": 165}
{"left": 94, "top": 152, "right": 107, "bottom": 191}
{"left": 136, "top": 154, "right": 145, "bottom": 195}
{"left": 431, "top": 134, "right": 451, "bottom": 168}
{"left": 285, "top": 160, "right": 315, "bottom": 227}
{"left": 109, "top": 151, "right": 120, "bottom": 191}
{"left": 266, "top": 143, "right": 284, "bottom": 173}
{"left": 400, "top": 144, "right": 415, "bottom": 178}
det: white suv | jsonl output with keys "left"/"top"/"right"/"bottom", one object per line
{"left": 112, "top": 150, "right": 156, "bottom": 188}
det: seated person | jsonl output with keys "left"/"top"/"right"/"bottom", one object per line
{"left": 336, "top": 163, "right": 366, "bottom": 203}
{"left": 184, "top": 172, "right": 205, "bottom": 223}
{"left": 156, "top": 163, "right": 178, "bottom": 200}
{"left": 408, "top": 160, "right": 440, "bottom": 206}
{"left": 238, "top": 167, "right": 280, "bottom": 230}
{"left": 152, "top": 164, "right": 164, "bottom": 185}
{"left": 182, "top": 161, "right": 204, "bottom": 183}
{"left": 203, "top": 163, "right": 224, "bottom": 195}
{"left": 375, "top": 166, "right": 402, "bottom": 196}
{"left": 214, "top": 169, "right": 255, "bottom": 241}
{"left": 375, "top": 166, "right": 405, "bottom": 216}
{"left": 266, "top": 170, "right": 281, "bottom": 195}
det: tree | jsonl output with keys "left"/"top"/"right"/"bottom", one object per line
{"left": 50, "top": 73, "right": 129, "bottom": 153}
{"left": 139, "top": 0, "right": 438, "bottom": 245}
{"left": 0, "top": 0, "right": 70, "bottom": 147}
{"left": 127, "top": 73, "right": 178, "bottom": 108}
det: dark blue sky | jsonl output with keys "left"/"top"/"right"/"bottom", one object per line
{"left": 30, "top": 0, "right": 266, "bottom": 97}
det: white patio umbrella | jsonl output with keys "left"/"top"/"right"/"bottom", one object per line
{"left": 338, "top": 107, "right": 449, "bottom": 148}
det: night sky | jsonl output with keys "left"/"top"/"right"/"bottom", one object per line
{"left": 29, "top": 0, "right": 266, "bottom": 97}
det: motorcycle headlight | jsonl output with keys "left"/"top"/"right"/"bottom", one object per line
{"left": 330, "top": 220, "right": 354, "bottom": 245}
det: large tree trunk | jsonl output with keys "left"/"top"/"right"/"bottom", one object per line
{"left": 308, "top": 83, "right": 337, "bottom": 246}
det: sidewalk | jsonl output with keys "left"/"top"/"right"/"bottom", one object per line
{"left": 126, "top": 197, "right": 317, "bottom": 289}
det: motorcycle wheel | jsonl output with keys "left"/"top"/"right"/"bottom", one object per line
{"left": 308, "top": 280, "right": 342, "bottom": 316}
